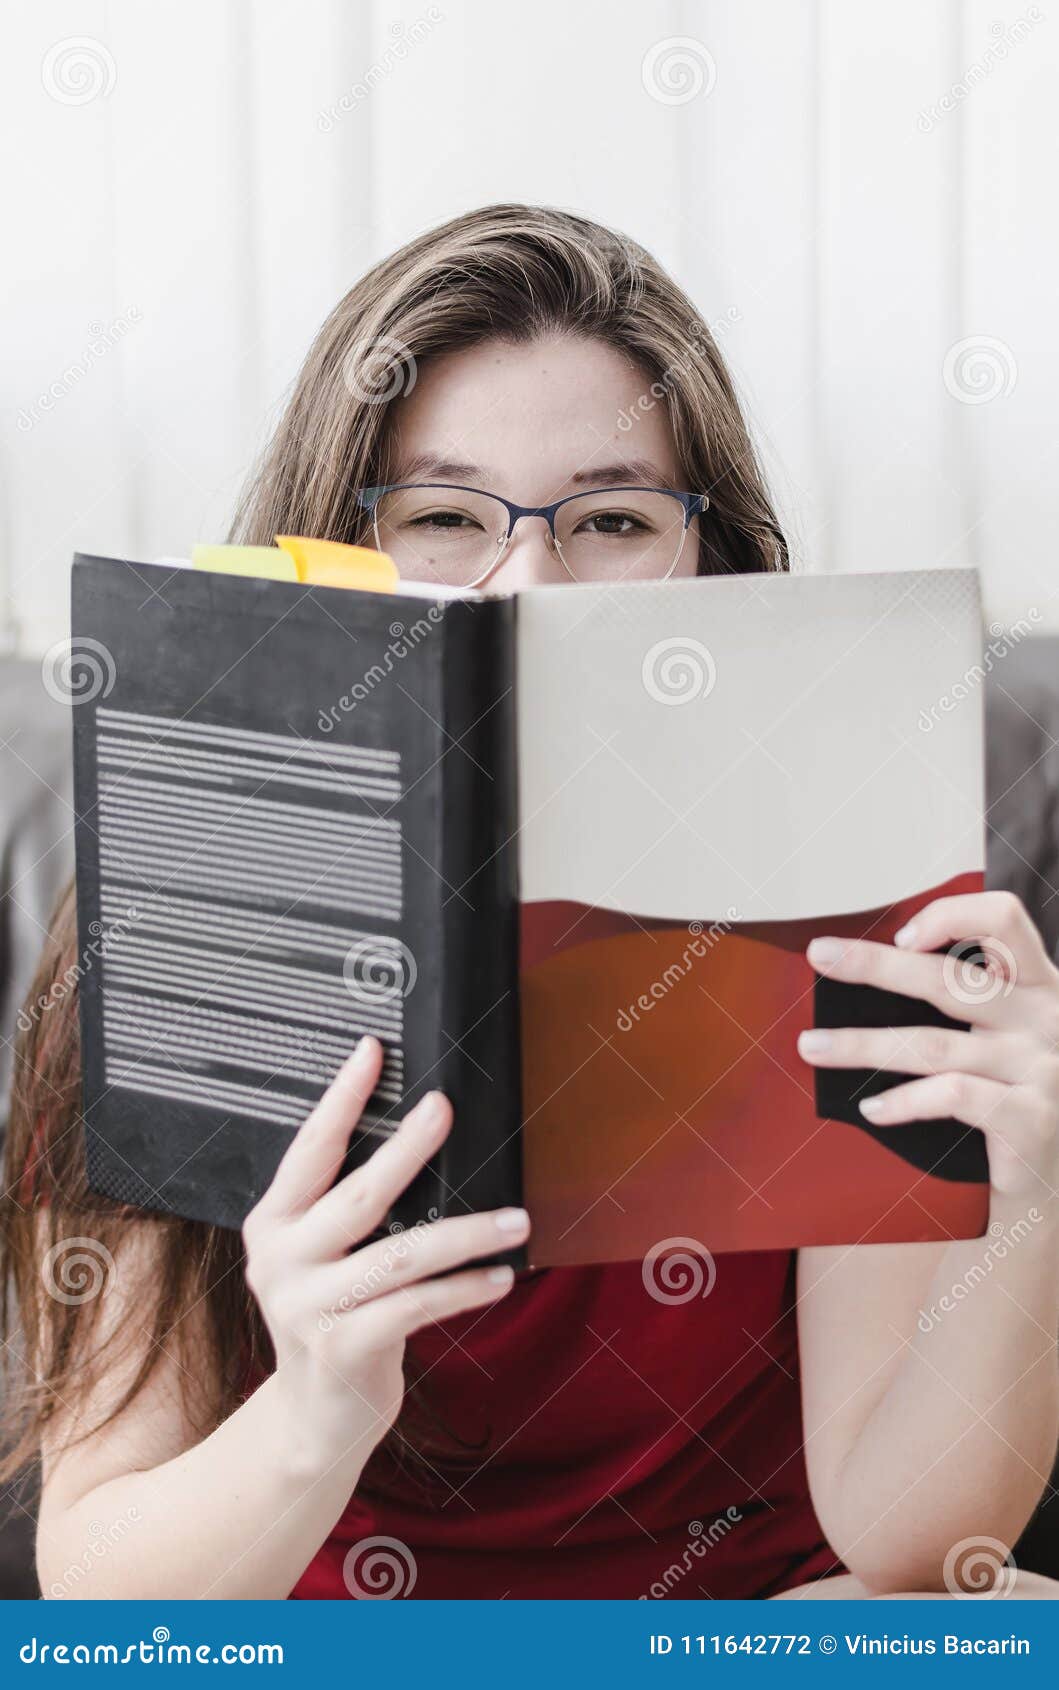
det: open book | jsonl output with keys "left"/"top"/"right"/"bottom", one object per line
{"left": 71, "top": 553, "right": 989, "bottom": 1264}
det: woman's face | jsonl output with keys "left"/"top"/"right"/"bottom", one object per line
{"left": 382, "top": 333, "right": 700, "bottom": 593}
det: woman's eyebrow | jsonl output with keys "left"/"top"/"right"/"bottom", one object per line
{"left": 570, "top": 459, "right": 677, "bottom": 490}
{"left": 389, "top": 453, "right": 681, "bottom": 494}
{"left": 392, "top": 452, "right": 488, "bottom": 484}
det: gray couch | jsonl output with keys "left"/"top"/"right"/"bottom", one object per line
{"left": 0, "top": 657, "right": 73, "bottom": 1595}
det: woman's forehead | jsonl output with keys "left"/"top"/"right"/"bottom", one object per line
{"left": 387, "top": 334, "right": 683, "bottom": 498}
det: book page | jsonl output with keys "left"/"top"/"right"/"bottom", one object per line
{"left": 516, "top": 568, "right": 983, "bottom": 922}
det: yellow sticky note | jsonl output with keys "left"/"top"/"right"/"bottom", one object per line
{"left": 276, "top": 536, "right": 399, "bottom": 592}
{"left": 192, "top": 544, "right": 299, "bottom": 581}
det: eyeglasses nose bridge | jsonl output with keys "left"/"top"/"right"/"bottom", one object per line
{"left": 503, "top": 508, "right": 560, "bottom": 560}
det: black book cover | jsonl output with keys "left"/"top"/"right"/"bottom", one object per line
{"left": 72, "top": 556, "right": 523, "bottom": 1249}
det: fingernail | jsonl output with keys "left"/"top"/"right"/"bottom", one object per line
{"left": 798, "top": 1029, "right": 832, "bottom": 1056}
{"left": 894, "top": 921, "right": 918, "bottom": 948}
{"left": 352, "top": 1036, "right": 379, "bottom": 1064}
{"left": 808, "top": 937, "right": 845, "bottom": 966}
{"left": 487, "top": 1266, "right": 515, "bottom": 1287}
{"left": 860, "top": 1095, "right": 887, "bottom": 1119}
{"left": 495, "top": 1207, "right": 530, "bottom": 1235}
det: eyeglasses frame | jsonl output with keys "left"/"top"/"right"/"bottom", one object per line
{"left": 353, "top": 483, "right": 710, "bottom": 587}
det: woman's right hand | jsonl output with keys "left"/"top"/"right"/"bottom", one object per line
{"left": 242, "top": 1036, "right": 528, "bottom": 1479}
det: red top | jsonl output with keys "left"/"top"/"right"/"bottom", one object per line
{"left": 292, "top": 1252, "right": 842, "bottom": 1599}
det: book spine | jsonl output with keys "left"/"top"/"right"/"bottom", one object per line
{"left": 433, "top": 598, "right": 524, "bottom": 1257}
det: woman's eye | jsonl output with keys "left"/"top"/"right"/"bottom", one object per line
{"left": 406, "top": 509, "right": 482, "bottom": 531}
{"left": 577, "top": 509, "right": 649, "bottom": 537}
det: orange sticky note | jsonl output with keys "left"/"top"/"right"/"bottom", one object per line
{"left": 275, "top": 536, "right": 399, "bottom": 592}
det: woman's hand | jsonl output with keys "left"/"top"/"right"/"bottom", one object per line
{"left": 799, "top": 890, "right": 1059, "bottom": 1200}
{"left": 34, "top": 1038, "right": 528, "bottom": 1600}
{"left": 242, "top": 1036, "right": 528, "bottom": 1477}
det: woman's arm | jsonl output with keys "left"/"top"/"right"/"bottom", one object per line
{"left": 798, "top": 1214, "right": 1059, "bottom": 1593}
{"left": 37, "top": 1038, "right": 527, "bottom": 1598}
{"left": 797, "top": 891, "right": 1059, "bottom": 1593}
{"left": 39, "top": 1325, "right": 373, "bottom": 1601}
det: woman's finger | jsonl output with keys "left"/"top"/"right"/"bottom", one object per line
{"left": 798, "top": 1025, "right": 1046, "bottom": 1088}
{"left": 857, "top": 1069, "right": 1034, "bottom": 1133}
{"left": 351, "top": 1265, "right": 518, "bottom": 1351}
{"left": 315, "top": 1206, "right": 530, "bottom": 1314}
{"left": 253, "top": 1038, "right": 384, "bottom": 1221}
{"left": 893, "top": 890, "right": 1054, "bottom": 989}
{"left": 298, "top": 1088, "right": 453, "bottom": 1258}
{"left": 854, "top": 1070, "right": 1053, "bottom": 1194}
{"left": 806, "top": 935, "right": 1024, "bottom": 1030}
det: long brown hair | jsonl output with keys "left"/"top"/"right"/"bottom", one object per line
{"left": 232, "top": 203, "right": 787, "bottom": 574}
{"left": 1, "top": 203, "right": 788, "bottom": 1482}
{"left": 0, "top": 884, "right": 262, "bottom": 1481}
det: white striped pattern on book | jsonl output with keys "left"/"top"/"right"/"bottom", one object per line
{"left": 94, "top": 707, "right": 408, "bottom": 1132}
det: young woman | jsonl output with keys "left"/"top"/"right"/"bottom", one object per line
{"left": 4, "top": 205, "right": 1059, "bottom": 1601}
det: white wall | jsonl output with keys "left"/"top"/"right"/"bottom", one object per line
{"left": 4, "top": 0, "right": 1057, "bottom": 654}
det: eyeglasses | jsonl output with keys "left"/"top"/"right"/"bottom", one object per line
{"left": 353, "top": 483, "right": 709, "bottom": 589}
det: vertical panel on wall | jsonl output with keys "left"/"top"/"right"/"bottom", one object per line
{"left": 816, "top": 0, "right": 966, "bottom": 579}
{"left": 367, "top": 0, "right": 683, "bottom": 278}
{"left": 99, "top": 3, "right": 228, "bottom": 548}
{"left": 249, "top": 0, "right": 377, "bottom": 462}
{"left": 100, "top": 1, "right": 376, "bottom": 569}
{"left": 2, "top": 1, "right": 129, "bottom": 654}
{"left": 104, "top": 0, "right": 269, "bottom": 561}
{"left": 673, "top": 0, "right": 823, "bottom": 569}
{"left": 961, "top": 0, "right": 1059, "bottom": 628}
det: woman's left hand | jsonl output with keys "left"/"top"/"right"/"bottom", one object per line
{"left": 799, "top": 891, "right": 1059, "bottom": 1200}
